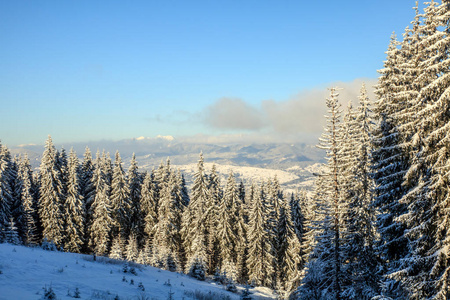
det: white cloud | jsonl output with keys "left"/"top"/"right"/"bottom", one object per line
{"left": 202, "top": 78, "right": 377, "bottom": 137}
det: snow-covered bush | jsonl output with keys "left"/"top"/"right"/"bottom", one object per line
{"left": 41, "top": 238, "right": 57, "bottom": 251}
{"left": 41, "top": 285, "right": 57, "bottom": 300}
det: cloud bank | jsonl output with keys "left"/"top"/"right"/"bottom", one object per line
{"left": 202, "top": 78, "right": 377, "bottom": 137}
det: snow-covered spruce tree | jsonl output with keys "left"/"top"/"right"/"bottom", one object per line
{"left": 0, "top": 142, "right": 14, "bottom": 242}
{"left": 387, "top": 2, "right": 450, "bottom": 299}
{"left": 110, "top": 151, "right": 131, "bottom": 239}
{"left": 5, "top": 217, "right": 20, "bottom": 245}
{"left": 140, "top": 171, "right": 158, "bottom": 246}
{"left": 217, "top": 170, "right": 239, "bottom": 281}
{"left": 64, "top": 148, "right": 85, "bottom": 253}
{"left": 246, "top": 183, "right": 275, "bottom": 288}
{"left": 371, "top": 32, "right": 409, "bottom": 299}
{"left": 127, "top": 153, "right": 142, "bottom": 239}
{"left": 205, "top": 164, "right": 221, "bottom": 274}
{"left": 175, "top": 169, "right": 189, "bottom": 269}
{"left": 153, "top": 171, "right": 183, "bottom": 271}
{"left": 278, "top": 194, "right": 302, "bottom": 294}
{"left": 299, "top": 88, "right": 345, "bottom": 300}
{"left": 290, "top": 190, "right": 310, "bottom": 275}
{"left": 182, "top": 153, "right": 209, "bottom": 276}
{"left": 80, "top": 147, "right": 95, "bottom": 250}
{"left": 38, "top": 136, "right": 65, "bottom": 248}
{"left": 17, "top": 154, "right": 39, "bottom": 245}
{"left": 264, "top": 177, "right": 282, "bottom": 287}
{"left": 235, "top": 184, "right": 249, "bottom": 284}
{"left": 109, "top": 234, "right": 123, "bottom": 260}
{"left": 341, "top": 85, "right": 379, "bottom": 299}
{"left": 10, "top": 156, "right": 22, "bottom": 239}
{"left": 415, "top": 2, "right": 450, "bottom": 298}
{"left": 125, "top": 233, "right": 139, "bottom": 262}
{"left": 88, "top": 151, "right": 113, "bottom": 255}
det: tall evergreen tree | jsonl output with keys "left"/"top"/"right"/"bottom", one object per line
{"left": 300, "top": 88, "right": 345, "bottom": 299}
{"left": 153, "top": 171, "right": 183, "bottom": 270}
{"left": 372, "top": 32, "right": 409, "bottom": 300}
{"left": 38, "top": 136, "right": 65, "bottom": 247}
{"left": 217, "top": 170, "right": 239, "bottom": 280}
{"left": 205, "top": 164, "right": 221, "bottom": 274}
{"left": 80, "top": 147, "right": 95, "bottom": 244}
{"left": 278, "top": 195, "right": 303, "bottom": 295}
{"left": 290, "top": 190, "right": 310, "bottom": 274}
{"left": 64, "top": 148, "right": 85, "bottom": 253}
{"left": 341, "top": 85, "right": 379, "bottom": 299}
{"left": 246, "top": 183, "right": 275, "bottom": 287}
{"left": 0, "top": 142, "right": 14, "bottom": 241}
{"left": 182, "top": 153, "right": 209, "bottom": 275}
{"left": 128, "top": 153, "right": 142, "bottom": 238}
{"left": 140, "top": 171, "right": 158, "bottom": 245}
{"left": 110, "top": 151, "right": 131, "bottom": 238}
{"left": 89, "top": 151, "right": 113, "bottom": 255}
{"left": 389, "top": 2, "right": 450, "bottom": 299}
{"left": 17, "top": 155, "right": 38, "bottom": 245}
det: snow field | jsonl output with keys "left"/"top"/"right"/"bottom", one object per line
{"left": 0, "top": 243, "right": 276, "bottom": 300}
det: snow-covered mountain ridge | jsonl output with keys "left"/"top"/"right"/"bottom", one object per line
{"left": 0, "top": 243, "right": 276, "bottom": 300}
{"left": 12, "top": 141, "right": 325, "bottom": 192}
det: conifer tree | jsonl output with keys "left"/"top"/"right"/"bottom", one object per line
{"left": 235, "top": 185, "right": 248, "bottom": 284}
{"left": 246, "top": 183, "right": 275, "bottom": 287}
{"left": 38, "top": 136, "right": 65, "bottom": 247}
{"left": 0, "top": 142, "right": 14, "bottom": 242}
{"left": 153, "top": 171, "right": 183, "bottom": 270}
{"left": 109, "top": 235, "right": 123, "bottom": 260}
{"left": 110, "top": 151, "right": 131, "bottom": 238}
{"left": 341, "top": 85, "right": 379, "bottom": 299}
{"left": 64, "top": 148, "right": 85, "bottom": 253}
{"left": 128, "top": 154, "right": 142, "bottom": 239}
{"left": 388, "top": 2, "right": 450, "bottom": 299}
{"left": 5, "top": 217, "right": 20, "bottom": 245}
{"left": 140, "top": 171, "right": 158, "bottom": 244}
{"left": 205, "top": 164, "right": 221, "bottom": 274}
{"left": 89, "top": 151, "right": 113, "bottom": 255}
{"left": 265, "top": 177, "right": 283, "bottom": 286}
{"left": 300, "top": 88, "right": 345, "bottom": 299}
{"left": 371, "top": 32, "right": 411, "bottom": 300}
{"left": 217, "top": 170, "right": 239, "bottom": 280}
{"left": 17, "top": 155, "right": 38, "bottom": 245}
{"left": 10, "top": 156, "right": 21, "bottom": 237}
{"left": 182, "top": 153, "right": 209, "bottom": 275}
{"left": 125, "top": 233, "right": 139, "bottom": 262}
{"left": 280, "top": 195, "right": 303, "bottom": 294}
{"left": 81, "top": 147, "right": 95, "bottom": 244}
{"left": 290, "top": 190, "right": 310, "bottom": 273}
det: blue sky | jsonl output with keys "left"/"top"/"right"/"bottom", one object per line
{"left": 1, "top": 1, "right": 417, "bottom": 146}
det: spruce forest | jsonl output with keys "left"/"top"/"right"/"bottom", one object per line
{"left": 2, "top": 1, "right": 450, "bottom": 299}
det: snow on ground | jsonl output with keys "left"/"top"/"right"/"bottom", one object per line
{"left": 0, "top": 243, "right": 276, "bottom": 300}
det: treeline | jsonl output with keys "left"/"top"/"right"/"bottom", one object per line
{"left": 297, "top": 1, "right": 450, "bottom": 300}
{"left": 0, "top": 136, "right": 309, "bottom": 295}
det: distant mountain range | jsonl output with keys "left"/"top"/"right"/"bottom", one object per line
{"left": 11, "top": 137, "right": 325, "bottom": 193}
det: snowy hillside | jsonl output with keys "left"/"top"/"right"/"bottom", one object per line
{"left": 0, "top": 243, "right": 276, "bottom": 300}
{"left": 173, "top": 162, "right": 324, "bottom": 194}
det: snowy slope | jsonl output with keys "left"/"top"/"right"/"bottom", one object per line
{"left": 0, "top": 243, "right": 276, "bottom": 300}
